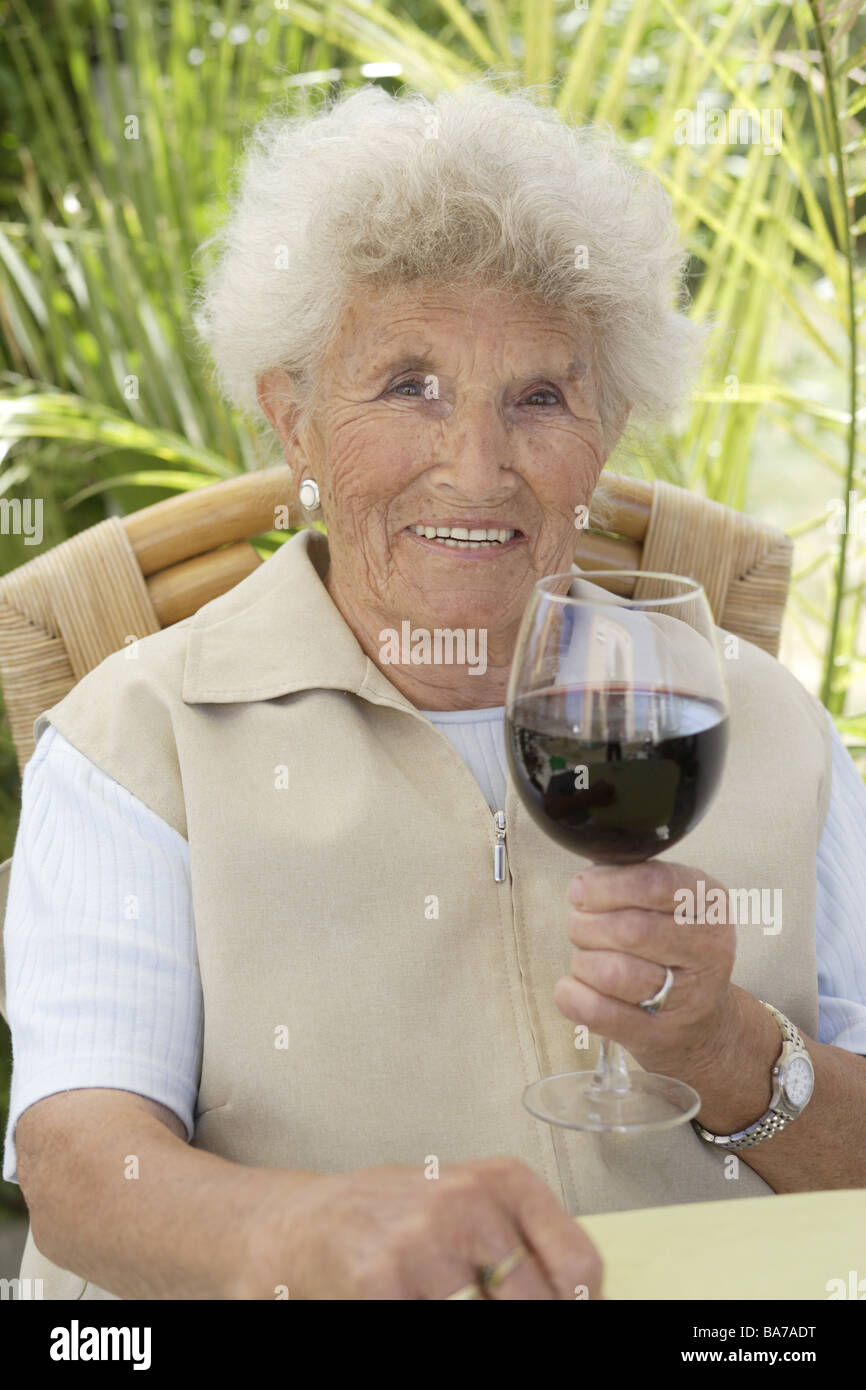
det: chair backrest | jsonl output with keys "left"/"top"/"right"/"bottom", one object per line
{"left": 0, "top": 467, "right": 792, "bottom": 776}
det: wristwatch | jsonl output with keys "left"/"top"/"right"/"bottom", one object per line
{"left": 692, "top": 1001, "right": 814, "bottom": 1151}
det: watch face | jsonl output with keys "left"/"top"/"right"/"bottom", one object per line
{"left": 782, "top": 1055, "right": 814, "bottom": 1107}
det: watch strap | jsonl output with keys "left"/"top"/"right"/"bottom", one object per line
{"left": 760, "top": 999, "right": 805, "bottom": 1052}
{"left": 694, "top": 1108, "right": 790, "bottom": 1151}
{"left": 691, "top": 1001, "right": 809, "bottom": 1152}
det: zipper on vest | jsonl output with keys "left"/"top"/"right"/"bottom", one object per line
{"left": 493, "top": 810, "right": 507, "bottom": 882}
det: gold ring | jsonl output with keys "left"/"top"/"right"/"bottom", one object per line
{"left": 480, "top": 1244, "right": 528, "bottom": 1291}
{"left": 445, "top": 1280, "right": 485, "bottom": 1300}
{"left": 445, "top": 1244, "right": 528, "bottom": 1299}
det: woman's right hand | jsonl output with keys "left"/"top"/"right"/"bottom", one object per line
{"left": 237, "top": 1156, "right": 603, "bottom": 1299}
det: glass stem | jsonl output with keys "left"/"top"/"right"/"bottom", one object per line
{"left": 590, "top": 1037, "right": 631, "bottom": 1095}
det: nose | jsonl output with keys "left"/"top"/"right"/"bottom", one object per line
{"left": 428, "top": 395, "right": 516, "bottom": 503}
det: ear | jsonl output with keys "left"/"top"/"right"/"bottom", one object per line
{"left": 256, "top": 367, "right": 309, "bottom": 487}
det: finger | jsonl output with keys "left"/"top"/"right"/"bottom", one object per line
{"left": 566, "top": 905, "right": 692, "bottom": 965}
{"left": 568, "top": 860, "right": 705, "bottom": 915}
{"left": 411, "top": 1188, "right": 557, "bottom": 1301}
{"left": 568, "top": 947, "right": 671, "bottom": 1008}
{"left": 555, "top": 973, "right": 660, "bottom": 1039}
{"left": 484, "top": 1160, "right": 604, "bottom": 1300}
{"left": 464, "top": 1207, "right": 558, "bottom": 1300}
{"left": 481, "top": 1246, "right": 554, "bottom": 1301}
{"left": 405, "top": 1242, "right": 471, "bottom": 1300}
{"left": 413, "top": 1245, "right": 491, "bottom": 1301}
{"left": 446, "top": 1237, "right": 556, "bottom": 1302}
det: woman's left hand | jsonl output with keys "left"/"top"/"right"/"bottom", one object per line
{"left": 555, "top": 860, "right": 739, "bottom": 1080}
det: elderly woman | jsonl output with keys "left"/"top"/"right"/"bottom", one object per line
{"left": 4, "top": 81, "right": 866, "bottom": 1303}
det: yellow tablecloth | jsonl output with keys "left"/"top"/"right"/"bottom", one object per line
{"left": 579, "top": 1189, "right": 866, "bottom": 1299}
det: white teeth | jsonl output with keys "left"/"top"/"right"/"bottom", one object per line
{"left": 408, "top": 524, "right": 519, "bottom": 546}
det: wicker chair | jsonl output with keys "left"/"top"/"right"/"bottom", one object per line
{"left": 0, "top": 467, "right": 792, "bottom": 778}
{"left": 0, "top": 468, "right": 792, "bottom": 1022}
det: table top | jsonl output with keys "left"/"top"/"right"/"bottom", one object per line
{"left": 579, "top": 1189, "right": 866, "bottom": 1300}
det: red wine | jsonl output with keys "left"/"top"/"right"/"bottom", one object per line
{"left": 506, "top": 686, "right": 728, "bottom": 864}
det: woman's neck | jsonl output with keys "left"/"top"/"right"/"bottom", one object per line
{"left": 323, "top": 567, "right": 516, "bottom": 710}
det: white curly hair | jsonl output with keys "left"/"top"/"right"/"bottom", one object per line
{"left": 194, "top": 77, "right": 705, "bottom": 481}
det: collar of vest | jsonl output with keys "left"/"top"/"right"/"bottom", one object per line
{"left": 180, "top": 528, "right": 665, "bottom": 711}
{"left": 181, "top": 527, "right": 419, "bottom": 712}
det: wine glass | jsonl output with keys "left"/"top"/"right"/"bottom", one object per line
{"left": 505, "top": 571, "right": 729, "bottom": 1133}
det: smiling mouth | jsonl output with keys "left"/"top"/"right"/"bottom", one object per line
{"left": 403, "top": 524, "right": 524, "bottom": 550}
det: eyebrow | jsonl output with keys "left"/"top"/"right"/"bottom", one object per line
{"left": 374, "top": 352, "right": 436, "bottom": 377}
{"left": 369, "top": 352, "right": 589, "bottom": 382}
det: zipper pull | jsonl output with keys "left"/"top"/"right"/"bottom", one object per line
{"left": 493, "top": 810, "right": 507, "bottom": 882}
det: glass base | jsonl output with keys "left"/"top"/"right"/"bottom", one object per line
{"left": 523, "top": 1069, "right": 701, "bottom": 1134}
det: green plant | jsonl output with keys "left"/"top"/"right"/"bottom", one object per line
{"left": 2, "top": 1, "right": 864, "bottom": 726}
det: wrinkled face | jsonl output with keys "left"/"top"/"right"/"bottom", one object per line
{"left": 273, "top": 279, "right": 612, "bottom": 652}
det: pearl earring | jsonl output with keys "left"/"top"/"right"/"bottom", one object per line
{"left": 298, "top": 477, "right": 321, "bottom": 513}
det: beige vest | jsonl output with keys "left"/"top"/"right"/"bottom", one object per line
{"left": 4, "top": 528, "right": 832, "bottom": 1298}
